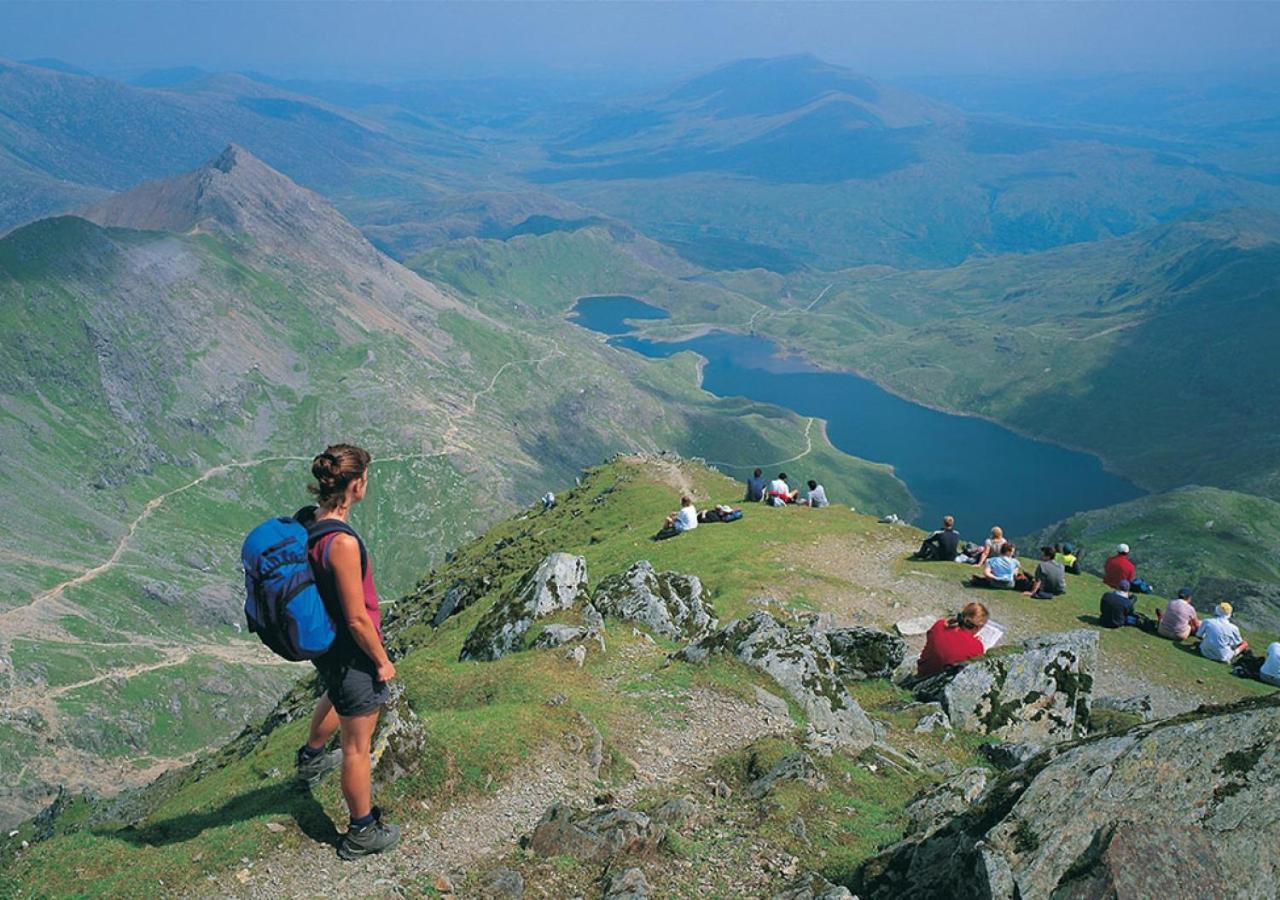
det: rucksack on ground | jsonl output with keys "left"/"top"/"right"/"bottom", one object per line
{"left": 241, "top": 515, "right": 353, "bottom": 660}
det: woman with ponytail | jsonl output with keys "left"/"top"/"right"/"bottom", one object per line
{"left": 294, "top": 444, "right": 400, "bottom": 860}
{"left": 915, "top": 602, "right": 989, "bottom": 678}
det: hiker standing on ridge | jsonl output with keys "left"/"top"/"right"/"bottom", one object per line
{"left": 295, "top": 444, "right": 401, "bottom": 860}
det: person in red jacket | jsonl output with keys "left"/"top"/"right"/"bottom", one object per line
{"left": 916, "top": 602, "right": 989, "bottom": 678}
{"left": 1104, "top": 543, "right": 1136, "bottom": 589}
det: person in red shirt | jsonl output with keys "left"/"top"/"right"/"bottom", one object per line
{"left": 916, "top": 602, "right": 989, "bottom": 678}
{"left": 1103, "top": 543, "right": 1136, "bottom": 589}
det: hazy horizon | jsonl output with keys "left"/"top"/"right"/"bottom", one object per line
{"left": 2, "top": 1, "right": 1279, "bottom": 84}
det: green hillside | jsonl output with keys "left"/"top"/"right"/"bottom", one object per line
{"left": 2, "top": 456, "right": 1272, "bottom": 898}
{"left": 0, "top": 150, "right": 911, "bottom": 829}
{"left": 1027, "top": 485, "right": 1280, "bottom": 631}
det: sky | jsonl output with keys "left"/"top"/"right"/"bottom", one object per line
{"left": 1, "top": 1, "right": 1278, "bottom": 82}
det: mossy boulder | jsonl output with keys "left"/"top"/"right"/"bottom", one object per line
{"left": 824, "top": 625, "right": 907, "bottom": 680}
{"left": 593, "top": 560, "right": 717, "bottom": 641}
{"left": 911, "top": 630, "right": 1097, "bottom": 744}
{"left": 460, "top": 553, "right": 590, "bottom": 662}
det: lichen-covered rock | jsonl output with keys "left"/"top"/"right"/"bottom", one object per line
{"left": 674, "top": 612, "right": 875, "bottom": 753}
{"left": 525, "top": 803, "right": 664, "bottom": 863}
{"left": 773, "top": 872, "right": 855, "bottom": 900}
{"left": 911, "top": 630, "right": 1097, "bottom": 744}
{"left": 593, "top": 561, "right": 716, "bottom": 640}
{"left": 748, "top": 753, "right": 826, "bottom": 800}
{"left": 649, "top": 796, "right": 699, "bottom": 828}
{"left": 854, "top": 693, "right": 1280, "bottom": 900}
{"left": 824, "top": 625, "right": 907, "bottom": 680}
{"left": 980, "top": 741, "right": 1050, "bottom": 770}
{"left": 460, "top": 553, "right": 589, "bottom": 662}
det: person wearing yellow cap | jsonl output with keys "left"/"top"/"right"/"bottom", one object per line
{"left": 1195, "top": 602, "right": 1248, "bottom": 663}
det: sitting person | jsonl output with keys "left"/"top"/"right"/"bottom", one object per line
{"left": 1156, "top": 587, "right": 1201, "bottom": 641}
{"left": 766, "top": 472, "right": 799, "bottom": 506}
{"left": 970, "top": 542, "right": 1020, "bottom": 588}
{"left": 1196, "top": 602, "right": 1248, "bottom": 663}
{"left": 1022, "top": 546, "right": 1067, "bottom": 599}
{"left": 1103, "top": 543, "right": 1136, "bottom": 589}
{"left": 803, "top": 480, "right": 829, "bottom": 508}
{"left": 1099, "top": 580, "right": 1140, "bottom": 628}
{"left": 912, "top": 515, "right": 961, "bottom": 561}
{"left": 972, "top": 526, "right": 1007, "bottom": 567}
{"left": 744, "top": 468, "right": 767, "bottom": 503}
{"left": 916, "top": 602, "right": 990, "bottom": 678}
{"left": 1055, "top": 542, "right": 1081, "bottom": 575}
{"left": 655, "top": 496, "right": 698, "bottom": 540}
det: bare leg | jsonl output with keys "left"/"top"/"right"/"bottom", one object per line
{"left": 339, "top": 709, "right": 381, "bottom": 820}
{"left": 306, "top": 694, "right": 340, "bottom": 750}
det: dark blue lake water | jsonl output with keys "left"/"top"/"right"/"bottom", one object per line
{"left": 571, "top": 295, "right": 1143, "bottom": 535}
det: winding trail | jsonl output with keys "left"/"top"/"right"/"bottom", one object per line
{"left": 703, "top": 416, "right": 817, "bottom": 471}
{"left": 746, "top": 282, "right": 835, "bottom": 331}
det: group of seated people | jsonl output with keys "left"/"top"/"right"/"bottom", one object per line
{"left": 908, "top": 518, "right": 1278, "bottom": 686}
{"left": 744, "top": 469, "right": 828, "bottom": 508}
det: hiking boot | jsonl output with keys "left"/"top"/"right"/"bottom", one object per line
{"left": 337, "top": 817, "right": 401, "bottom": 860}
{"left": 294, "top": 745, "right": 342, "bottom": 786}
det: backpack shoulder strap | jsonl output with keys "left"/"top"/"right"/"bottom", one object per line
{"left": 306, "top": 519, "right": 368, "bottom": 573}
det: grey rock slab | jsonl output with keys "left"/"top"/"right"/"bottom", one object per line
{"left": 533, "top": 624, "right": 588, "bottom": 649}
{"left": 593, "top": 560, "right": 716, "bottom": 641}
{"left": 675, "top": 612, "right": 875, "bottom": 753}
{"left": 895, "top": 615, "right": 937, "bottom": 636}
{"left": 604, "top": 866, "right": 650, "bottom": 900}
{"left": 855, "top": 693, "right": 1280, "bottom": 900}
{"left": 476, "top": 867, "right": 524, "bottom": 898}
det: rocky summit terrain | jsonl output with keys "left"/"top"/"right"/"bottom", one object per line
{"left": 2, "top": 455, "right": 1275, "bottom": 898}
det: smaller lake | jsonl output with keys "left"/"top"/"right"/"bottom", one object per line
{"left": 571, "top": 294, "right": 1143, "bottom": 535}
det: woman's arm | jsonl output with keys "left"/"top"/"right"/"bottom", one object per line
{"left": 328, "top": 534, "right": 395, "bottom": 681}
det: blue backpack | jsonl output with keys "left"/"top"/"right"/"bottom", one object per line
{"left": 241, "top": 515, "right": 355, "bottom": 661}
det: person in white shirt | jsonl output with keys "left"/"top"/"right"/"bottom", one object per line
{"left": 663, "top": 496, "right": 699, "bottom": 534}
{"left": 804, "top": 480, "right": 828, "bottom": 508}
{"left": 766, "top": 472, "right": 798, "bottom": 506}
{"left": 1195, "top": 602, "right": 1248, "bottom": 663}
{"left": 1258, "top": 642, "right": 1280, "bottom": 687}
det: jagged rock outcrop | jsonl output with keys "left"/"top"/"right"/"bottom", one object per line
{"left": 855, "top": 694, "right": 1280, "bottom": 900}
{"left": 824, "top": 626, "right": 907, "bottom": 680}
{"left": 525, "top": 803, "right": 664, "bottom": 863}
{"left": 675, "top": 612, "right": 876, "bottom": 753}
{"left": 593, "top": 561, "right": 716, "bottom": 640}
{"left": 460, "top": 553, "right": 589, "bottom": 662}
{"left": 911, "top": 630, "right": 1097, "bottom": 743}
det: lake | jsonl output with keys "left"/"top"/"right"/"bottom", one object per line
{"left": 570, "top": 294, "right": 1143, "bottom": 535}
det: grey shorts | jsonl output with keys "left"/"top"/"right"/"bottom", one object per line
{"left": 314, "top": 653, "right": 390, "bottom": 717}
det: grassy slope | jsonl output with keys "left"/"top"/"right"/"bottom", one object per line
{"left": 3, "top": 457, "right": 1271, "bottom": 897}
{"left": 1026, "top": 485, "right": 1280, "bottom": 631}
